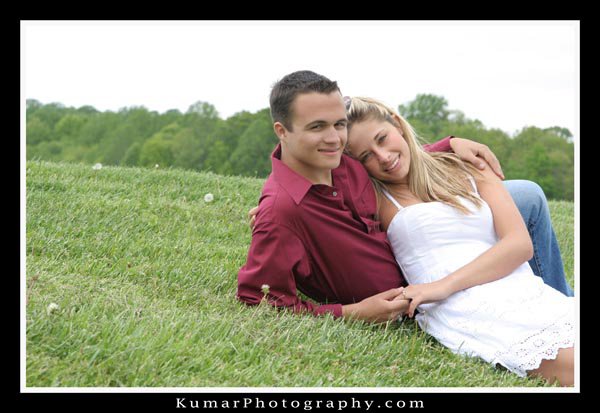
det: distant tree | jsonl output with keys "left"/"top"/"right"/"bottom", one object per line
{"left": 160, "top": 109, "right": 184, "bottom": 129}
{"left": 120, "top": 106, "right": 159, "bottom": 139}
{"left": 172, "top": 127, "right": 205, "bottom": 171}
{"left": 182, "top": 101, "right": 221, "bottom": 168}
{"left": 79, "top": 113, "right": 117, "bottom": 146}
{"left": 204, "top": 139, "right": 233, "bottom": 175}
{"left": 204, "top": 111, "right": 256, "bottom": 174}
{"left": 544, "top": 126, "right": 573, "bottom": 143}
{"left": 506, "top": 127, "right": 574, "bottom": 200}
{"left": 139, "top": 137, "right": 174, "bottom": 168}
{"left": 138, "top": 123, "right": 181, "bottom": 167}
{"left": 121, "top": 142, "right": 142, "bottom": 166}
{"left": 94, "top": 107, "right": 163, "bottom": 165}
{"left": 398, "top": 94, "right": 450, "bottom": 138}
{"left": 29, "top": 140, "right": 64, "bottom": 161}
{"left": 26, "top": 99, "right": 43, "bottom": 118}
{"left": 30, "top": 102, "right": 67, "bottom": 131}
{"left": 101, "top": 124, "right": 138, "bottom": 165}
{"left": 448, "top": 109, "right": 468, "bottom": 125}
{"left": 54, "top": 114, "right": 87, "bottom": 143}
{"left": 186, "top": 101, "right": 220, "bottom": 118}
{"left": 77, "top": 105, "right": 100, "bottom": 115}
{"left": 229, "top": 109, "right": 277, "bottom": 177}
{"left": 26, "top": 116, "right": 53, "bottom": 145}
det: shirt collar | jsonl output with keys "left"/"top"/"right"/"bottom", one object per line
{"left": 271, "top": 144, "right": 312, "bottom": 205}
{"left": 271, "top": 144, "right": 348, "bottom": 205}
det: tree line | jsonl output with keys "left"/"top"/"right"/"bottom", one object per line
{"left": 26, "top": 94, "right": 574, "bottom": 201}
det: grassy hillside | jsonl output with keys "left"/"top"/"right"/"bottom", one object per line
{"left": 25, "top": 161, "right": 574, "bottom": 387}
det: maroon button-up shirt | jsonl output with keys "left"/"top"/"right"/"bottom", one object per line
{"left": 236, "top": 137, "right": 453, "bottom": 318}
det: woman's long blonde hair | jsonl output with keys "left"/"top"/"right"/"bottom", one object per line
{"left": 345, "top": 97, "right": 483, "bottom": 214}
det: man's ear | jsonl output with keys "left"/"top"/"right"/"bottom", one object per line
{"left": 273, "top": 122, "right": 287, "bottom": 143}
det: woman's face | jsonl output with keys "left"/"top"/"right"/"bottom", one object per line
{"left": 347, "top": 118, "right": 411, "bottom": 183}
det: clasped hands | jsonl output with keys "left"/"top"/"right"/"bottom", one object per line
{"left": 343, "top": 280, "right": 452, "bottom": 323}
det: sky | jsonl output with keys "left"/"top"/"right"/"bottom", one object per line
{"left": 22, "top": 20, "right": 579, "bottom": 137}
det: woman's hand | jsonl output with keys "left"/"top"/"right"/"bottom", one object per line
{"left": 449, "top": 137, "right": 504, "bottom": 180}
{"left": 401, "top": 282, "right": 453, "bottom": 318}
{"left": 248, "top": 206, "right": 259, "bottom": 229}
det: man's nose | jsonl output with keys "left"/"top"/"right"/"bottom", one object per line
{"left": 323, "top": 127, "right": 342, "bottom": 142}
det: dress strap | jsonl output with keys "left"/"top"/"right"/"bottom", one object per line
{"left": 467, "top": 175, "right": 479, "bottom": 195}
{"left": 381, "top": 188, "right": 403, "bottom": 211}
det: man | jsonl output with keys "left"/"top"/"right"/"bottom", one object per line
{"left": 237, "top": 70, "right": 572, "bottom": 324}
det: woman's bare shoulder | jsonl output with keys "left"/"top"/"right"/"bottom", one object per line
{"left": 378, "top": 193, "right": 400, "bottom": 231}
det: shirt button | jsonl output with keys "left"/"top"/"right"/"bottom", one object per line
{"left": 332, "top": 191, "right": 337, "bottom": 196}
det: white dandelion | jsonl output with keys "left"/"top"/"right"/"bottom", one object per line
{"left": 92, "top": 163, "right": 103, "bottom": 170}
{"left": 204, "top": 193, "right": 214, "bottom": 203}
{"left": 47, "top": 302, "right": 60, "bottom": 315}
{"left": 261, "top": 284, "right": 270, "bottom": 295}
{"left": 155, "top": 164, "right": 159, "bottom": 169}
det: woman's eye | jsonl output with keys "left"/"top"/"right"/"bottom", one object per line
{"left": 377, "top": 135, "right": 387, "bottom": 143}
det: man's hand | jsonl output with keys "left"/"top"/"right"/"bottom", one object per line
{"left": 248, "top": 206, "right": 259, "bottom": 229}
{"left": 450, "top": 137, "right": 505, "bottom": 180}
{"left": 342, "top": 288, "right": 410, "bottom": 323}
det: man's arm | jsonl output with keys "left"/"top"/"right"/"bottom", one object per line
{"left": 239, "top": 221, "right": 409, "bottom": 322}
{"left": 422, "top": 135, "right": 453, "bottom": 152}
{"left": 237, "top": 221, "right": 342, "bottom": 317}
{"left": 424, "top": 136, "right": 505, "bottom": 180}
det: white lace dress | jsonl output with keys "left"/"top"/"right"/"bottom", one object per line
{"left": 383, "top": 184, "right": 575, "bottom": 377}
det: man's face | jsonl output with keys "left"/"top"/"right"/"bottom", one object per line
{"left": 275, "top": 92, "right": 348, "bottom": 183}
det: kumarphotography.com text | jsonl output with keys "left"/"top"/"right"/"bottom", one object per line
{"left": 176, "top": 397, "right": 424, "bottom": 410}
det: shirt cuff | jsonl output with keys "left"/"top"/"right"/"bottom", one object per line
{"left": 316, "top": 303, "right": 343, "bottom": 318}
{"left": 423, "top": 135, "right": 454, "bottom": 153}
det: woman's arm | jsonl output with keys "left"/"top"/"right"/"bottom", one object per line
{"left": 403, "top": 163, "right": 533, "bottom": 317}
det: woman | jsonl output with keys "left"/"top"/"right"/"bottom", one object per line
{"left": 344, "top": 96, "right": 575, "bottom": 386}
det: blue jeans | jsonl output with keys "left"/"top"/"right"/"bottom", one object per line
{"left": 504, "top": 180, "right": 574, "bottom": 296}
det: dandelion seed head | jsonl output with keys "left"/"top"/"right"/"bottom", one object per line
{"left": 47, "top": 302, "right": 60, "bottom": 315}
{"left": 92, "top": 163, "right": 103, "bottom": 170}
{"left": 204, "top": 193, "right": 214, "bottom": 203}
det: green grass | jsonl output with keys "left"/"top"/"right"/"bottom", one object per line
{"left": 25, "top": 161, "right": 574, "bottom": 388}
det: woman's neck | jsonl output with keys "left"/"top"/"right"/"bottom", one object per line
{"left": 385, "top": 182, "right": 424, "bottom": 204}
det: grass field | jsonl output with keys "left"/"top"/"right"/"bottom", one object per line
{"left": 25, "top": 161, "right": 574, "bottom": 388}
